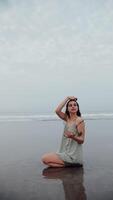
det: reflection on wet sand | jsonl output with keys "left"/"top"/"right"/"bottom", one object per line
{"left": 43, "top": 166, "right": 87, "bottom": 200}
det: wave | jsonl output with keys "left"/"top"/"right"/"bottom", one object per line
{"left": 0, "top": 113, "right": 113, "bottom": 122}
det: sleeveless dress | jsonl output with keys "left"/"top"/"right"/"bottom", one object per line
{"left": 56, "top": 121, "right": 84, "bottom": 165}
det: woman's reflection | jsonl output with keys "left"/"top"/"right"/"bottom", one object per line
{"left": 42, "top": 166, "right": 87, "bottom": 200}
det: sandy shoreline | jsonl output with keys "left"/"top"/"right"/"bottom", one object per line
{"left": 0, "top": 120, "right": 113, "bottom": 200}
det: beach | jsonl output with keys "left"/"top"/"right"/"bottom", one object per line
{"left": 0, "top": 118, "right": 113, "bottom": 200}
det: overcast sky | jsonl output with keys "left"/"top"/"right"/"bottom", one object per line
{"left": 0, "top": 0, "right": 113, "bottom": 114}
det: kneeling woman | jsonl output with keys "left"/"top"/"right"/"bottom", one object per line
{"left": 42, "top": 96, "right": 85, "bottom": 167}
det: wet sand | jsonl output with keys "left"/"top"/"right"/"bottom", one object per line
{"left": 0, "top": 119, "right": 113, "bottom": 200}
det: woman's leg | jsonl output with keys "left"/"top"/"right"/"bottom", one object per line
{"left": 41, "top": 153, "right": 65, "bottom": 167}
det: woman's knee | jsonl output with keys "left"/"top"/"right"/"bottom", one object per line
{"left": 41, "top": 153, "right": 52, "bottom": 163}
{"left": 41, "top": 153, "right": 56, "bottom": 164}
{"left": 41, "top": 154, "right": 48, "bottom": 163}
{"left": 41, "top": 153, "right": 64, "bottom": 165}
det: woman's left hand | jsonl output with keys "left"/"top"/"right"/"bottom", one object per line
{"left": 64, "top": 131, "right": 74, "bottom": 138}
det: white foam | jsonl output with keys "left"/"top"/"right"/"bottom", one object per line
{"left": 0, "top": 113, "right": 113, "bottom": 122}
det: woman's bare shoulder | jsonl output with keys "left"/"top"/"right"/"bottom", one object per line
{"left": 76, "top": 117, "right": 84, "bottom": 125}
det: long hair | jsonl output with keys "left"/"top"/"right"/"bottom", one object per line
{"left": 65, "top": 99, "right": 81, "bottom": 118}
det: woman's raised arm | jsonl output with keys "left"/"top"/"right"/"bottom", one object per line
{"left": 55, "top": 96, "right": 77, "bottom": 120}
{"left": 55, "top": 97, "right": 69, "bottom": 120}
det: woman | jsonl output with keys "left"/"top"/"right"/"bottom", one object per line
{"left": 42, "top": 96, "right": 85, "bottom": 167}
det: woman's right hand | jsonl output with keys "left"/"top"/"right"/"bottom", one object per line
{"left": 67, "top": 96, "right": 77, "bottom": 101}
{"left": 64, "top": 131, "right": 74, "bottom": 138}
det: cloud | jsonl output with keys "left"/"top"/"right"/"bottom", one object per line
{"left": 0, "top": 0, "right": 113, "bottom": 112}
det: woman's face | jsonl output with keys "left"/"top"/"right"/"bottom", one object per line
{"left": 68, "top": 101, "right": 78, "bottom": 114}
